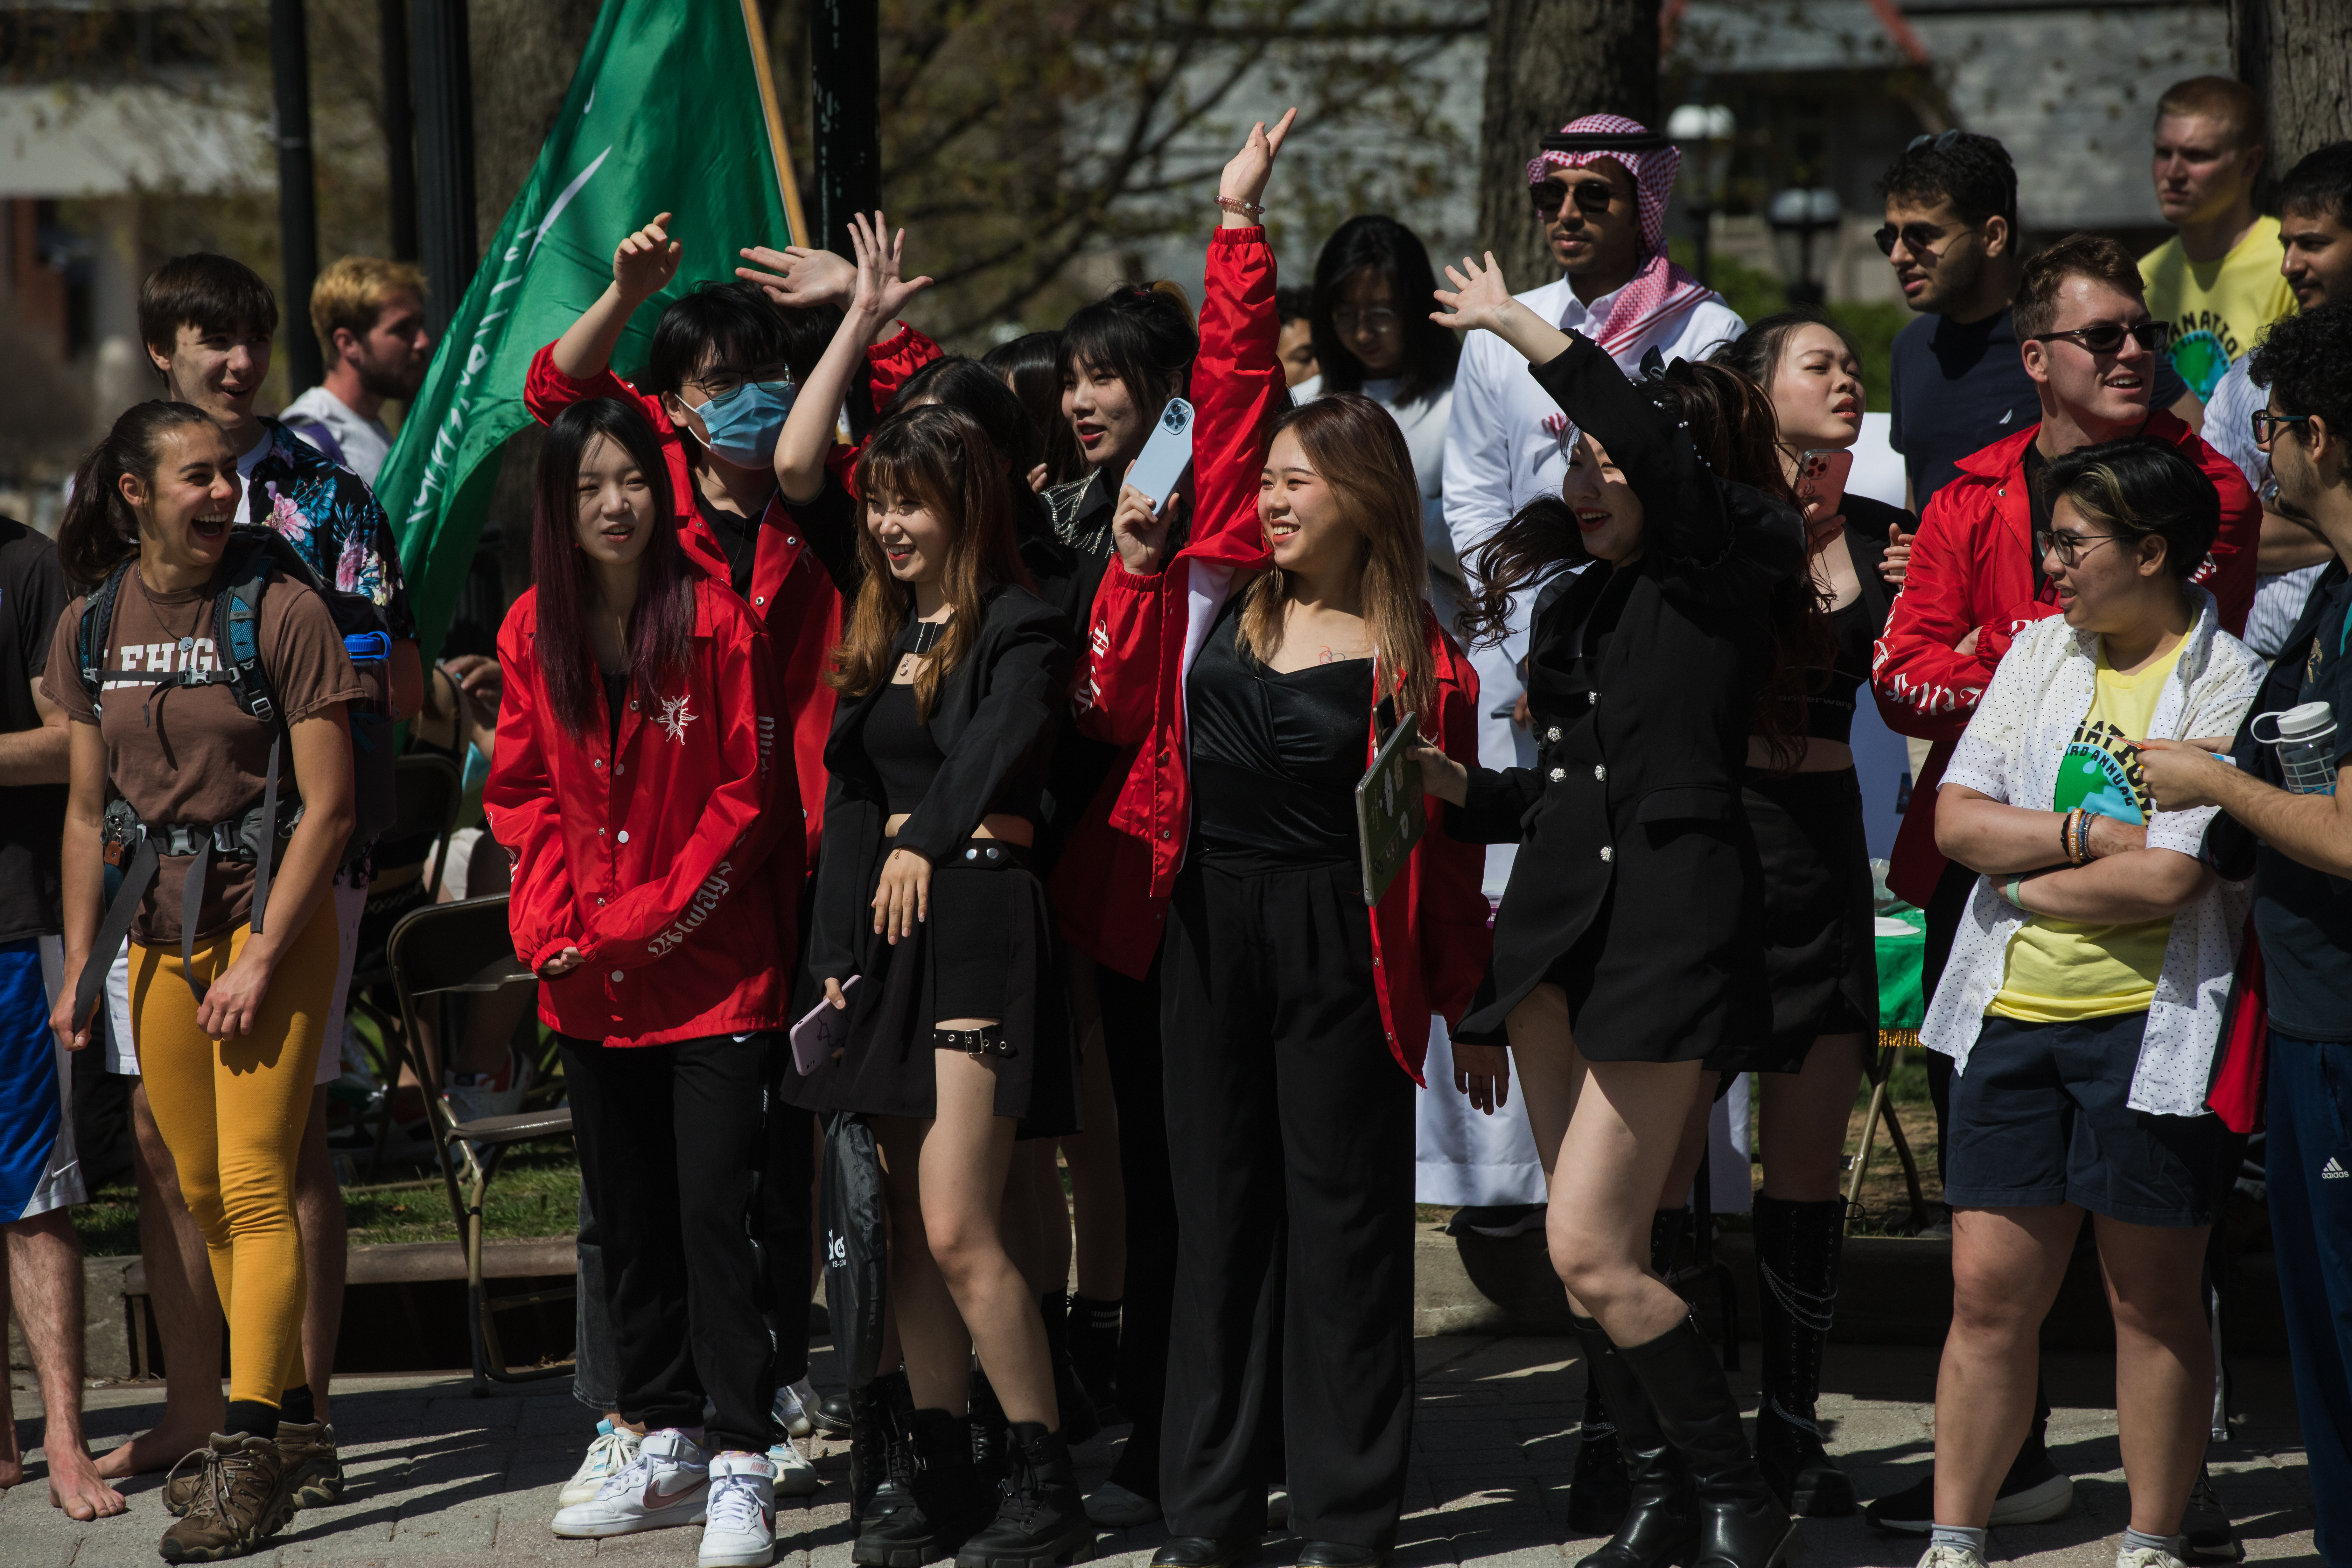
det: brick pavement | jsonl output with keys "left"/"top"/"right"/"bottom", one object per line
{"left": 6, "top": 1337, "right": 2317, "bottom": 1567}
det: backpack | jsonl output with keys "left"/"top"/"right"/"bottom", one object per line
{"left": 67, "top": 524, "right": 398, "bottom": 1023}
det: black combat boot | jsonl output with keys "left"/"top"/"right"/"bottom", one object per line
{"left": 955, "top": 1421, "right": 1094, "bottom": 1568}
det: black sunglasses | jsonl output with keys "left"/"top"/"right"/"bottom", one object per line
{"left": 2030, "top": 321, "right": 2172, "bottom": 356}
{"left": 1532, "top": 181, "right": 1619, "bottom": 218}
{"left": 1873, "top": 219, "right": 1971, "bottom": 258}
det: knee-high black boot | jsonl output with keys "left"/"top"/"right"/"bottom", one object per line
{"left": 1563, "top": 1366, "right": 1631, "bottom": 1534}
{"left": 1650, "top": 1209, "right": 1689, "bottom": 1282}
{"left": 1566, "top": 1315, "right": 1697, "bottom": 1568}
{"left": 1752, "top": 1195, "right": 1853, "bottom": 1517}
{"left": 1617, "top": 1317, "right": 1799, "bottom": 1568}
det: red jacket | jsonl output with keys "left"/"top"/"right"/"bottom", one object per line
{"left": 523, "top": 326, "right": 939, "bottom": 867}
{"left": 485, "top": 575, "right": 803, "bottom": 1046}
{"left": 1067, "top": 227, "right": 1492, "bottom": 1080}
{"left": 1870, "top": 413, "right": 2259, "bottom": 905}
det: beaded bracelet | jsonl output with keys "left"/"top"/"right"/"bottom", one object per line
{"left": 1214, "top": 196, "right": 1266, "bottom": 218}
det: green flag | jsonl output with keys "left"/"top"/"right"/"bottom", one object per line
{"left": 381, "top": 0, "right": 794, "bottom": 657}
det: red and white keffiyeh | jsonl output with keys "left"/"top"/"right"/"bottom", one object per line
{"left": 1526, "top": 112, "right": 1718, "bottom": 360}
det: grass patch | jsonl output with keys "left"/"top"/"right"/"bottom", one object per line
{"left": 70, "top": 1146, "right": 585, "bottom": 1258}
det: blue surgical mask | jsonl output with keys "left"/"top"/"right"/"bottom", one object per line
{"left": 684, "top": 376, "right": 798, "bottom": 467}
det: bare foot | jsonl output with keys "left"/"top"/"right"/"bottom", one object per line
{"left": 48, "top": 1449, "right": 127, "bottom": 1521}
{"left": 94, "top": 1421, "right": 216, "bottom": 1480}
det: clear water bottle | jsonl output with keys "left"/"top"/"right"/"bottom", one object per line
{"left": 2253, "top": 701, "right": 2339, "bottom": 795}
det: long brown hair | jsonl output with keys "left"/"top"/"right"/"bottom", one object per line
{"left": 1236, "top": 394, "right": 1435, "bottom": 722}
{"left": 56, "top": 401, "right": 219, "bottom": 588}
{"left": 1460, "top": 359, "right": 1823, "bottom": 768}
{"left": 528, "top": 400, "right": 698, "bottom": 740}
{"left": 831, "top": 404, "right": 1031, "bottom": 718}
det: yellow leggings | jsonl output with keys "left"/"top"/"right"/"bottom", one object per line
{"left": 131, "top": 899, "right": 338, "bottom": 1409}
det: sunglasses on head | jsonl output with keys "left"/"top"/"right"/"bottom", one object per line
{"left": 2030, "top": 321, "right": 2172, "bottom": 355}
{"left": 1532, "top": 180, "right": 1620, "bottom": 218}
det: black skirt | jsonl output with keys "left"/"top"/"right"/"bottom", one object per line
{"left": 785, "top": 839, "right": 1080, "bottom": 1135}
{"left": 1709, "top": 766, "right": 1877, "bottom": 1075}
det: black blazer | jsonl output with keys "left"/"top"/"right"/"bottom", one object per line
{"left": 806, "top": 584, "right": 1077, "bottom": 987}
{"left": 1449, "top": 336, "right": 1806, "bottom": 1052}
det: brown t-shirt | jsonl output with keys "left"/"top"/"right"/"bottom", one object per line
{"left": 44, "top": 566, "right": 365, "bottom": 946}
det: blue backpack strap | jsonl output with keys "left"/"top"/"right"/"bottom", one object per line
{"left": 211, "top": 535, "right": 281, "bottom": 726}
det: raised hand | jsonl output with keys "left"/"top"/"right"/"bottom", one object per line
{"left": 1431, "top": 252, "right": 1520, "bottom": 336}
{"left": 735, "top": 243, "right": 855, "bottom": 309}
{"left": 1219, "top": 107, "right": 1297, "bottom": 224}
{"left": 614, "top": 213, "right": 682, "bottom": 303}
{"left": 846, "top": 211, "right": 933, "bottom": 324}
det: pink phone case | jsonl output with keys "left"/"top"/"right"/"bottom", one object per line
{"left": 1797, "top": 448, "right": 1855, "bottom": 516}
{"left": 789, "top": 975, "right": 859, "bottom": 1076}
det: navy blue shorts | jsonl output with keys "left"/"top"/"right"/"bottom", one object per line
{"left": 1944, "top": 1011, "right": 2226, "bottom": 1227}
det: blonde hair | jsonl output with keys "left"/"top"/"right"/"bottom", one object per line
{"left": 309, "top": 256, "right": 427, "bottom": 356}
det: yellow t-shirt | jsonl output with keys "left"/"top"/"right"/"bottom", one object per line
{"left": 2139, "top": 217, "right": 2298, "bottom": 399}
{"left": 1987, "top": 640, "right": 2186, "bottom": 1022}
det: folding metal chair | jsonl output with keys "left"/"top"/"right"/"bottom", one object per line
{"left": 346, "top": 754, "right": 466, "bottom": 1180}
{"left": 385, "top": 895, "right": 576, "bottom": 1395}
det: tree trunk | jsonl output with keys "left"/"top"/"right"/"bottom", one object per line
{"left": 2233, "top": 0, "right": 2352, "bottom": 174}
{"left": 1476, "top": 0, "right": 1661, "bottom": 288}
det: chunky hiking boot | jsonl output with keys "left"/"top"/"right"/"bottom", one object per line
{"left": 158, "top": 1434, "right": 297, "bottom": 1562}
{"left": 164, "top": 1422, "right": 342, "bottom": 1516}
{"left": 853, "top": 1407, "right": 993, "bottom": 1567}
{"left": 273, "top": 1421, "right": 344, "bottom": 1509}
{"left": 956, "top": 1422, "right": 1093, "bottom": 1568}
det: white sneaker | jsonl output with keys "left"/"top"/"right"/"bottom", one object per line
{"left": 551, "top": 1427, "right": 709, "bottom": 1537}
{"left": 2116, "top": 1548, "right": 2190, "bottom": 1568}
{"left": 1915, "top": 1547, "right": 1988, "bottom": 1568}
{"left": 558, "top": 1420, "right": 643, "bottom": 1507}
{"left": 699, "top": 1451, "right": 777, "bottom": 1568}
{"left": 768, "top": 1433, "right": 821, "bottom": 1498}
{"left": 1084, "top": 1481, "right": 1161, "bottom": 1527}
{"left": 444, "top": 1044, "right": 532, "bottom": 1124}
{"left": 771, "top": 1378, "right": 821, "bottom": 1439}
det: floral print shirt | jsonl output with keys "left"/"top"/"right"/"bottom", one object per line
{"left": 241, "top": 417, "right": 416, "bottom": 640}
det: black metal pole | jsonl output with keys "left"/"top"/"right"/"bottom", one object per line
{"left": 811, "top": 0, "right": 879, "bottom": 256}
{"left": 411, "top": 0, "right": 477, "bottom": 340}
{"left": 380, "top": 0, "right": 419, "bottom": 262}
{"left": 270, "top": 0, "right": 322, "bottom": 392}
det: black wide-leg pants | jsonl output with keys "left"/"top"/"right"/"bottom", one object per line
{"left": 561, "top": 1031, "right": 776, "bottom": 1453}
{"left": 1158, "top": 859, "right": 1416, "bottom": 1549}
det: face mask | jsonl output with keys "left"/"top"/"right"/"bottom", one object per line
{"left": 683, "top": 376, "right": 798, "bottom": 468}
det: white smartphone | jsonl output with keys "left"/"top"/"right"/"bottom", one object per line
{"left": 1124, "top": 398, "right": 1196, "bottom": 511}
{"left": 1797, "top": 448, "right": 1855, "bottom": 516}
{"left": 789, "top": 975, "right": 860, "bottom": 1077}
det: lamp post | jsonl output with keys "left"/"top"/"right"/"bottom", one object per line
{"left": 1766, "top": 187, "right": 1842, "bottom": 306}
{"left": 1666, "top": 102, "right": 1735, "bottom": 288}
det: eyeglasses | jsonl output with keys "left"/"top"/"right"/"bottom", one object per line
{"left": 2252, "top": 408, "right": 2314, "bottom": 449}
{"left": 1873, "top": 220, "right": 1970, "bottom": 258}
{"left": 1332, "top": 307, "right": 1401, "bottom": 336}
{"left": 1532, "top": 181, "right": 1619, "bottom": 219}
{"left": 2035, "top": 528, "right": 2124, "bottom": 566}
{"left": 2030, "top": 321, "right": 2172, "bottom": 356}
{"left": 1908, "top": 129, "right": 1965, "bottom": 155}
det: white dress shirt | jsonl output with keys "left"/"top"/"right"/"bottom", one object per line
{"left": 2206, "top": 354, "right": 2328, "bottom": 659}
{"left": 281, "top": 385, "right": 393, "bottom": 488}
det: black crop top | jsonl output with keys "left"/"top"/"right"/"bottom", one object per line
{"left": 1186, "top": 598, "right": 1372, "bottom": 868}
{"left": 864, "top": 680, "right": 947, "bottom": 812}
{"left": 1804, "top": 593, "right": 1877, "bottom": 746}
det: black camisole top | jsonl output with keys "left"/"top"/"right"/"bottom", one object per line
{"left": 1186, "top": 598, "right": 1372, "bottom": 869}
{"left": 864, "top": 681, "right": 947, "bottom": 812}
{"left": 1802, "top": 593, "right": 1876, "bottom": 746}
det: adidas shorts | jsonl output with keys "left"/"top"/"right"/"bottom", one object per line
{"left": 0, "top": 935, "right": 87, "bottom": 1221}
{"left": 106, "top": 872, "right": 361, "bottom": 1090}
